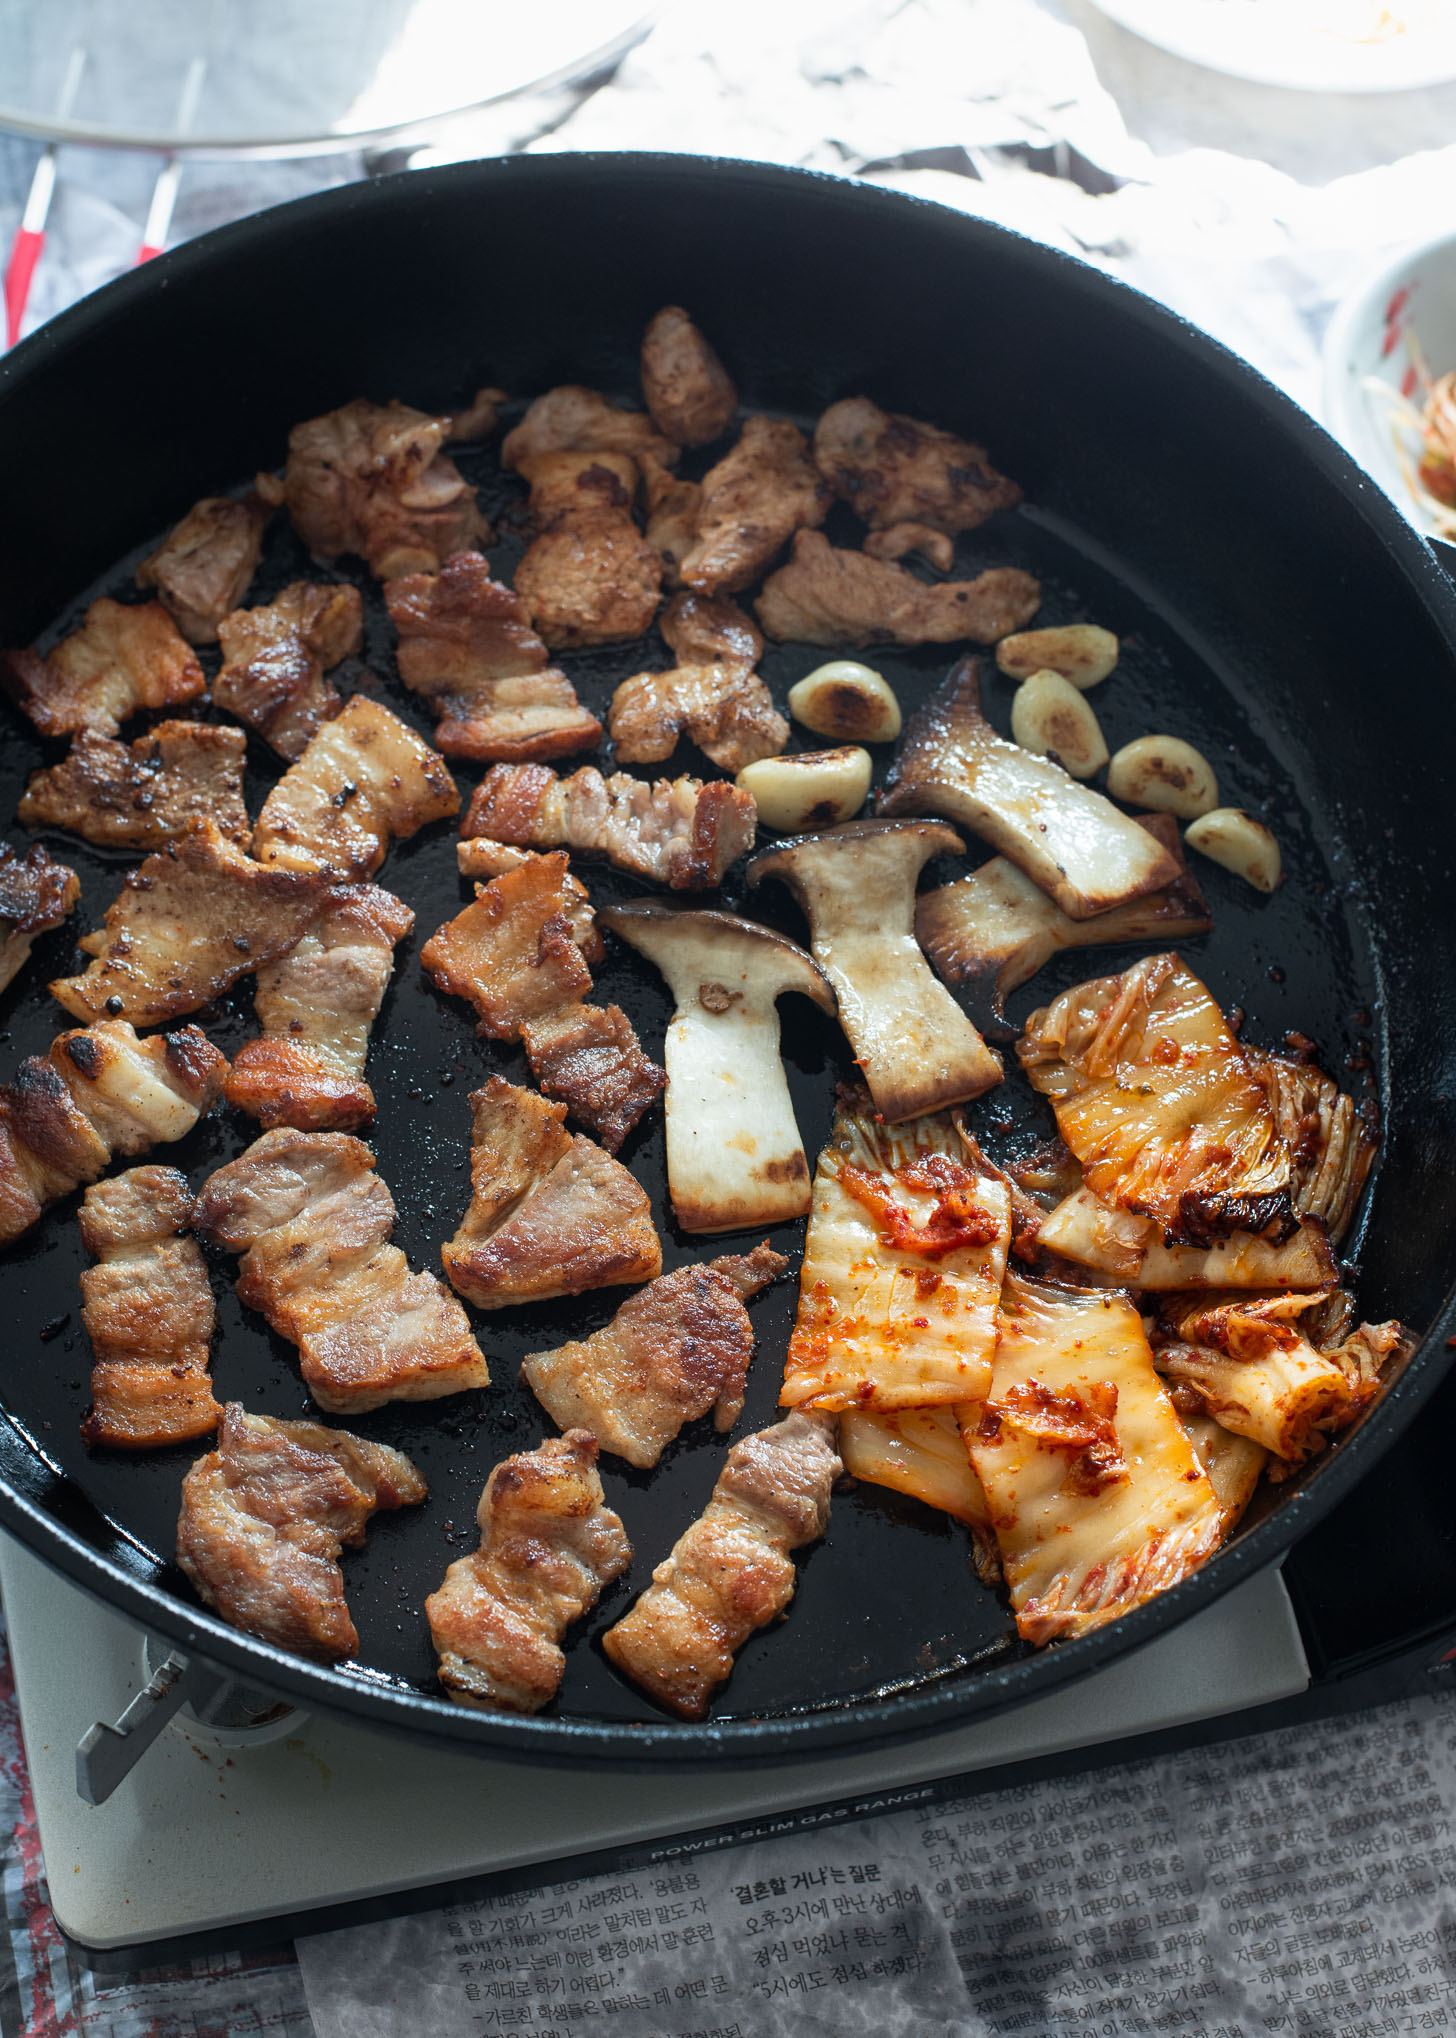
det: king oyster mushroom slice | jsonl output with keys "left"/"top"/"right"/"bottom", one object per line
{"left": 602, "top": 903, "right": 834, "bottom": 1234}
{"left": 881, "top": 657, "right": 1181, "bottom": 920}
{"left": 747, "top": 818, "right": 1003, "bottom": 1121}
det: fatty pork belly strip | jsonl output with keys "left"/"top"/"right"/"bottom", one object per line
{"left": 756, "top": 531, "right": 1040, "bottom": 650}
{"left": 512, "top": 451, "right": 662, "bottom": 651}
{"left": 462, "top": 762, "right": 757, "bottom": 892}
{"left": 215, "top": 582, "right": 362, "bottom": 761}
{"left": 20, "top": 722, "right": 250, "bottom": 852}
{"left": 603, "top": 1410, "right": 840, "bottom": 1719}
{"left": 251, "top": 696, "right": 459, "bottom": 879}
{"left": 177, "top": 1404, "right": 425, "bottom": 1661}
{"left": 814, "top": 396, "right": 1021, "bottom": 536}
{"left": 194, "top": 1129, "right": 491, "bottom": 1414}
{"left": 0, "top": 1019, "right": 226, "bottom": 1246}
{"left": 2, "top": 598, "right": 204, "bottom": 739}
{"left": 51, "top": 819, "right": 334, "bottom": 1028}
{"left": 79, "top": 1166, "right": 220, "bottom": 1449}
{"left": 966, "top": 1274, "right": 1225, "bottom": 1644}
{"left": 426, "top": 1430, "right": 632, "bottom": 1712}
{"left": 136, "top": 493, "right": 273, "bottom": 643}
{"left": 521, "top": 1242, "right": 787, "bottom": 1469}
{"left": 640, "top": 307, "right": 738, "bottom": 448}
{"left": 0, "top": 843, "right": 79, "bottom": 994}
{"left": 501, "top": 386, "right": 679, "bottom": 472}
{"left": 224, "top": 883, "right": 414, "bottom": 1132}
{"left": 383, "top": 550, "right": 601, "bottom": 763}
{"left": 882, "top": 660, "right": 1179, "bottom": 920}
{"left": 608, "top": 591, "right": 787, "bottom": 773}
{"left": 676, "top": 417, "right": 833, "bottom": 597}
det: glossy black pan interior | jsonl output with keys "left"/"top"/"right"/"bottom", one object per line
{"left": 0, "top": 154, "right": 1453, "bottom": 1762}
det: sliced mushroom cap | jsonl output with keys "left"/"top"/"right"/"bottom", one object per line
{"left": 602, "top": 902, "right": 835, "bottom": 1234}
{"left": 747, "top": 817, "right": 1003, "bottom": 1120}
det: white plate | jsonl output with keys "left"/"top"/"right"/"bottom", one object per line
{"left": 1087, "top": 0, "right": 1456, "bottom": 93}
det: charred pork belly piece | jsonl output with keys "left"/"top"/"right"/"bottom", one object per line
{"left": 454, "top": 838, "right": 598, "bottom": 946}
{"left": 501, "top": 386, "right": 679, "bottom": 473}
{"left": 757, "top": 531, "right": 1040, "bottom": 649}
{"left": 136, "top": 493, "right": 273, "bottom": 643}
{"left": 214, "top": 582, "right": 362, "bottom": 761}
{"left": 177, "top": 1404, "right": 425, "bottom": 1661}
{"left": 882, "top": 660, "right": 1178, "bottom": 920}
{"left": 0, "top": 1019, "right": 226, "bottom": 1246}
{"left": 0, "top": 843, "right": 79, "bottom": 994}
{"left": 609, "top": 591, "right": 787, "bottom": 772}
{"left": 3, "top": 598, "right": 204, "bottom": 739}
{"left": 862, "top": 523, "right": 955, "bottom": 573}
{"left": 251, "top": 696, "right": 459, "bottom": 878}
{"left": 677, "top": 417, "right": 832, "bottom": 597}
{"left": 781, "top": 1098, "right": 1011, "bottom": 1413}
{"left": 513, "top": 451, "right": 662, "bottom": 650}
{"left": 427, "top": 1430, "right": 632, "bottom": 1712}
{"left": 640, "top": 307, "right": 738, "bottom": 448}
{"left": 257, "top": 397, "right": 487, "bottom": 579}
{"left": 640, "top": 454, "right": 702, "bottom": 589}
{"left": 383, "top": 550, "right": 601, "bottom": 763}
{"left": 442, "top": 1075, "right": 660, "bottom": 1308}
{"left": 194, "top": 1129, "right": 490, "bottom": 1414}
{"left": 814, "top": 397, "right": 1021, "bottom": 536}
{"left": 967, "top": 1274, "right": 1224, "bottom": 1644}
{"left": 446, "top": 386, "right": 507, "bottom": 442}
{"left": 916, "top": 813, "right": 1212, "bottom": 1024}
{"left": 20, "top": 722, "right": 249, "bottom": 852}
{"left": 603, "top": 1409, "right": 839, "bottom": 1719}
{"left": 224, "top": 883, "right": 414, "bottom": 1132}
{"left": 51, "top": 819, "right": 333, "bottom": 1027}
{"left": 462, "top": 762, "right": 756, "bottom": 891}
{"left": 78, "top": 1165, "right": 220, "bottom": 1449}
{"left": 519, "top": 1003, "right": 669, "bottom": 1158}
{"left": 521, "top": 1242, "right": 787, "bottom": 1469}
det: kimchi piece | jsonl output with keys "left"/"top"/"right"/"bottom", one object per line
{"left": 839, "top": 1405, "right": 990, "bottom": 1529}
{"left": 3, "top": 598, "right": 204, "bottom": 738}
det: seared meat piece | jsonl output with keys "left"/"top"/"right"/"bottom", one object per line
{"left": 609, "top": 591, "right": 786, "bottom": 772}
{"left": 215, "top": 582, "right": 362, "bottom": 761}
{"left": 427, "top": 1430, "right": 632, "bottom": 1712}
{"left": 225, "top": 883, "right": 414, "bottom": 1132}
{"left": 641, "top": 454, "right": 702, "bottom": 588}
{"left": 521, "top": 1242, "right": 786, "bottom": 1468}
{"left": 136, "top": 493, "right": 273, "bottom": 643}
{"left": 52, "top": 819, "right": 333, "bottom": 1027}
{"left": 454, "top": 838, "right": 598, "bottom": 948}
{"left": 79, "top": 1165, "right": 220, "bottom": 1449}
{"left": 257, "top": 397, "right": 487, "bottom": 578}
{"left": 513, "top": 452, "right": 662, "bottom": 650}
{"left": 501, "top": 386, "right": 678, "bottom": 472}
{"left": 757, "top": 531, "right": 1041, "bottom": 647}
{"left": 678, "top": 417, "right": 832, "bottom": 597}
{"left": 3, "top": 598, "right": 204, "bottom": 738}
{"left": 520, "top": 1002, "right": 668, "bottom": 1156}
{"left": 20, "top": 721, "right": 249, "bottom": 852}
{"left": 0, "top": 1019, "right": 226, "bottom": 1246}
{"left": 0, "top": 843, "right": 80, "bottom": 994}
{"left": 443, "top": 1075, "right": 660, "bottom": 1309}
{"left": 603, "top": 1409, "right": 839, "bottom": 1718}
{"left": 383, "top": 551, "right": 601, "bottom": 763}
{"left": 446, "top": 386, "right": 507, "bottom": 442}
{"left": 462, "top": 762, "right": 756, "bottom": 891}
{"left": 194, "top": 1129, "right": 490, "bottom": 1413}
{"left": 814, "top": 397, "right": 1021, "bottom": 535}
{"left": 862, "top": 523, "right": 955, "bottom": 573}
{"left": 251, "top": 696, "right": 459, "bottom": 878}
{"left": 640, "top": 307, "right": 738, "bottom": 447}
{"left": 177, "top": 1404, "right": 425, "bottom": 1660}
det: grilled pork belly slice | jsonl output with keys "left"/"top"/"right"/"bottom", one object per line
{"left": 862, "top": 522, "right": 956, "bottom": 572}
{"left": 384, "top": 551, "right": 601, "bottom": 763}
{"left": 678, "top": 416, "right": 832, "bottom": 597}
{"left": 442, "top": 1076, "right": 660, "bottom": 1308}
{"left": 839, "top": 1406, "right": 990, "bottom": 1529}
{"left": 0, "top": 1019, "right": 226, "bottom": 1246}
{"left": 215, "top": 582, "right": 362, "bottom": 760}
{"left": 20, "top": 721, "right": 249, "bottom": 852}
{"left": 224, "top": 883, "right": 414, "bottom": 1132}
{"left": 177, "top": 1404, "right": 426, "bottom": 1661}
{"left": 3, "top": 598, "right": 204, "bottom": 738}
{"left": 0, "top": 843, "right": 80, "bottom": 994}
{"left": 501, "top": 386, "right": 679, "bottom": 473}
{"left": 603, "top": 1409, "right": 840, "bottom": 1719}
{"left": 814, "top": 397, "right": 1021, "bottom": 535}
{"left": 462, "top": 762, "right": 756, "bottom": 891}
{"left": 609, "top": 591, "right": 787, "bottom": 772}
{"left": 521, "top": 1241, "right": 787, "bottom": 1469}
{"left": 781, "top": 1100, "right": 1011, "bottom": 1413}
{"left": 258, "top": 397, "right": 487, "bottom": 578}
{"left": 136, "top": 493, "right": 273, "bottom": 643}
{"left": 446, "top": 387, "right": 507, "bottom": 442}
{"left": 757, "top": 532, "right": 1040, "bottom": 649}
{"left": 967, "top": 1274, "right": 1224, "bottom": 1644}
{"left": 251, "top": 696, "right": 459, "bottom": 878}
{"left": 52, "top": 819, "right": 333, "bottom": 1027}
{"left": 195, "top": 1129, "right": 491, "bottom": 1414}
{"left": 640, "top": 307, "right": 738, "bottom": 448}
{"left": 640, "top": 454, "right": 702, "bottom": 589}
{"left": 79, "top": 1165, "right": 220, "bottom": 1449}
{"left": 513, "top": 451, "right": 662, "bottom": 650}
{"left": 520, "top": 1003, "right": 669, "bottom": 1157}
{"left": 426, "top": 1430, "right": 632, "bottom": 1712}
